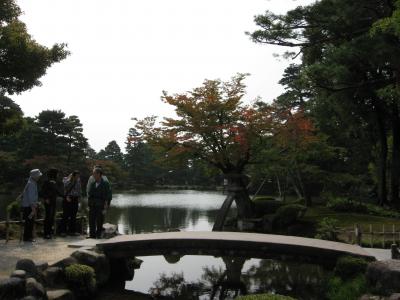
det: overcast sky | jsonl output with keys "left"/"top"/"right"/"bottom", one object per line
{"left": 14, "top": 0, "right": 314, "bottom": 152}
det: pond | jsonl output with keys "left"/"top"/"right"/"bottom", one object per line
{"left": 102, "top": 190, "right": 331, "bottom": 300}
{"left": 106, "top": 190, "right": 228, "bottom": 233}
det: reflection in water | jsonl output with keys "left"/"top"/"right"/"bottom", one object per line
{"left": 105, "top": 190, "right": 230, "bottom": 233}
{"left": 136, "top": 256, "right": 329, "bottom": 300}
{"left": 245, "top": 259, "right": 328, "bottom": 299}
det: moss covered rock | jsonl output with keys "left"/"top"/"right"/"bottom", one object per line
{"left": 71, "top": 249, "right": 110, "bottom": 286}
{"left": 65, "top": 264, "right": 96, "bottom": 299}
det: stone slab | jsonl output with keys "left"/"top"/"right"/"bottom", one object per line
{"left": 364, "top": 248, "right": 392, "bottom": 261}
{"left": 97, "top": 231, "right": 375, "bottom": 261}
{"left": 67, "top": 238, "right": 105, "bottom": 249}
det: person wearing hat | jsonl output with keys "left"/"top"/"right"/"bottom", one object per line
{"left": 21, "top": 169, "right": 42, "bottom": 242}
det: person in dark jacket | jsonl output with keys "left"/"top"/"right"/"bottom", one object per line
{"left": 87, "top": 167, "right": 112, "bottom": 239}
{"left": 60, "top": 171, "right": 82, "bottom": 236}
{"left": 41, "top": 168, "right": 62, "bottom": 239}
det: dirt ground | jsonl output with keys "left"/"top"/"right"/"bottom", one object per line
{"left": 0, "top": 236, "right": 85, "bottom": 279}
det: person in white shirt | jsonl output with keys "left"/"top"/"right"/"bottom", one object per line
{"left": 21, "top": 169, "right": 42, "bottom": 242}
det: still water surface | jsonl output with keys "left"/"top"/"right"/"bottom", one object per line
{"left": 104, "top": 190, "right": 329, "bottom": 299}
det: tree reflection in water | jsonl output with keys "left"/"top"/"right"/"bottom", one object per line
{"left": 148, "top": 257, "right": 329, "bottom": 300}
{"left": 245, "top": 259, "right": 329, "bottom": 300}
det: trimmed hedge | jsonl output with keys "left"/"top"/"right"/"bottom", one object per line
{"left": 327, "top": 197, "right": 400, "bottom": 218}
{"left": 334, "top": 256, "right": 368, "bottom": 280}
{"left": 315, "top": 217, "right": 340, "bottom": 241}
{"left": 326, "top": 275, "right": 367, "bottom": 300}
{"left": 237, "top": 294, "right": 296, "bottom": 300}
{"left": 254, "top": 201, "right": 285, "bottom": 216}
{"left": 272, "top": 204, "right": 307, "bottom": 228}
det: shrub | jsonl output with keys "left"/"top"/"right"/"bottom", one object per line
{"left": 254, "top": 200, "right": 285, "bottom": 216}
{"left": 65, "top": 264, "right": 96, "bottom": 299}
{"left": 327, "top": 197, "right": 400, "bottom": 218}
{"left": 326, "top": 197, "right": 368, "bottom": 213}
{"left": 237, "top": 294, "right": 296, "bottom": 300}
{"left": 7, "top": 200, "right": 21, "bottom": 219}
{"left": 253, "top": 196, "right": 277, "bottom": 202}
{"left": 334, "top": 256, "right": 368, "bottom": 279}
{"left": 364, "top": 203, "right": 400, "bottom": 218}
{"left": 272, "top": 204, "right": 307, "bottom": 228}
{"left": 315, "top": 217, "right": 340, "bottom": 241}
{"left": 326, "top": 275, "right": 367, "bottom": 300}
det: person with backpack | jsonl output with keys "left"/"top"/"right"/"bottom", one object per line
{"left": 60, "top": 171, "right": 82, "bottom": 236}
{"left": 41, "top": 168, "right": 63, "bottom": 239}
{"left": 87, "top": 167, "right": 112, "bottom": 239}
{"left": 21, "top": 169, "right": 42, "bottom": 242}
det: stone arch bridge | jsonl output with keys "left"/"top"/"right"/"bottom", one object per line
{"left": 97, "top": 231, "right": 374, "bottom": 263}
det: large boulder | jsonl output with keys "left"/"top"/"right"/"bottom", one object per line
{"left": 53, "top": 257, "right": 78, "bottom": 270}
{"left": 102, "top": 223, "right": 118, "bottom": 239}
{"left": 71, "top": 249, "right": 110, "bottom": 286}
{"left": 16, "top": 259, "right": 38, "bottom": 279}
{"left": 359, "top": 295, "right": 385, "bottom": 300}
{"left": 0, "top": 277, "right": 26, "bottom": 300}
{"left": 109, "top": 258, "right": 138, "bottom": 282}
{"left": 47, "top": 289, "right": 74, "bottom": 300}
{"left": 35, "top": 261, "right": 49, "bottom": 273}
{"left": 366, "top": 259, "right": 400, "bottom": 295}
{"left": 43, "top": 267, "right": 65, "bottom": 288}
{"left": 26, "top": 277, "right": 47, "bottom": 300}
{"left": 11, "top": 270, "right": 27, "bottom": 280}
{"left": 360, "top": 296, "right": 400, "bottom": 300}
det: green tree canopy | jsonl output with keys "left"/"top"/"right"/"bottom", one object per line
{"left": 0, "top": 94, "right": 23, "bottom": 136}
{"left": 97, "top": 140, "right": 124, "bottom": 166}
{"left": 0, "top": 0, "right": 69, "bottom": 95}
{"left": 249, "top": 0, "right": 400, "bottom": 205}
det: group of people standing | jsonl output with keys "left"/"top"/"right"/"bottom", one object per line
{"left": 20, "top": 166, "right": 112, "bottom": 242}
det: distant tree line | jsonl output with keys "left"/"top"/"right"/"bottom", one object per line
{"left": 0, "top": 99, "right": 220, "bottom": 191}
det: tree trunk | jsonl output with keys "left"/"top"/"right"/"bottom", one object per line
{"left": 276, "top": 174, "right": 282, "bottom": 200}
{"left": 226, "top": 173, "right": 254, "bottom": 219}
{"left": 290, "top": 174, "right": 303, "bottom": 199}
{"left": 293, "top": 161, "right": 312, "bottom": 207}
{"left": 391, "top": 101, "right": 400, "bottom": 205}
{"left": 282, "top": 172, "right": 290, "bottom": 202}
{"left": 212, "top": 173, "right": 254, "bottom": 231}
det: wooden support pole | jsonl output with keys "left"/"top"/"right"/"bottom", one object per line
{"left": 370, "top": 224, "right": 373, "bottom": 248}
{"left": 355, "top": 224, "right": 362, "bottom": 246}
{"left": 383, "top": 224, "right": 385, "bottom": 248}
{"left": 5, "top": 211, "right": 10, "bottom": 243}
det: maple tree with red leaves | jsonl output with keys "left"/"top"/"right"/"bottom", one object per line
{"left": 134, "top": 74, "right": 275, "bottom": 219}
{"left": 134, "top": 74, "right": 325, "bottom": 221}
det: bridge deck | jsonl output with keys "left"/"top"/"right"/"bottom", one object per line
{"left": 97, "top": 231, "right": 374, "bottom": 262}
